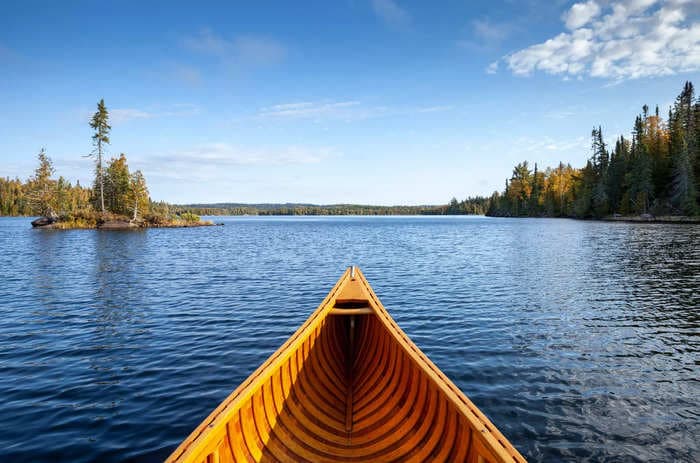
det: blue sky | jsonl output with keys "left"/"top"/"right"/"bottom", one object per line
{"left": 1, "top": 0, "right": 699, "bottom": 204}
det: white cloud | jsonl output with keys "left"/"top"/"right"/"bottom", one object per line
{"left": 232, "top": 36, "right": 286, "bottom": 65}
{"left": 110, "top": 109, "right": 154, "bottom": 124}
{"left": 183, "top": 29, "right": 286, "bottom": 65}
{"left": 253, "top": 100, "right": 453, "bottom": 121}
{"left": 472, "top": 19, "right": 510, "bottom": 44}
{"left": 516, "top": 135, "right": 588, "bottom": 154}
{"left": 457, "top": 19, "right": 514, "bottom": 52}
{"left": 486, "top": 61, "right": 499, "bottom": 74}
{"left": 108, "top": 104, "right": 201, "bottom": 124}
{"left": 372, "top": 0, "right": 411, "bottom": 27}
{"left": 258, "top": 101, "right": 361, "bottom": 118}
{"left": 564, "top": 1, "right": 602, "bottom": 30}
{"left": 143, "top": 143, "right": 334, "bottom": 181}
{"left": 415, "top": 105, "right": 453, "bottom": 113}
{"left": 500, "top": 0, "right": 700, "bottom": 80}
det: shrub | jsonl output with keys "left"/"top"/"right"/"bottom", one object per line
{"left": 179, "top": 212, "right": 200, "bottom": 223}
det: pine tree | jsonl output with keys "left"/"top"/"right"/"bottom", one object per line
{"left": 628, "top": 115, "right": 654, "bottom": 213}
{"left": 529, "top": 163, "right": 543, "bottom": 215}
{"left": 27, "top": 148, "right": 57, "bottom": 217}
{"left": 104, "top": 154, "right": 131, "bottom": 215}
{"left": 589, "top": 127, "right": 609, "bottom": 216}
{"left": 669, "top": 82, "right": 698, "bottom": 214}
{"left": 574, "top": 160, "right": 595, "bottom": 217}
{"left": 89, "top": 99, "right": 111, "bottom": 214}
{"left": 606, "top": 136, "right": 628, "bottom": 213}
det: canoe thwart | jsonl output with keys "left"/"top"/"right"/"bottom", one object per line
{"left": 333, "top": 298, "right": 371, "bottom": 309}
{"left": 329, "top": 307, "right": 374, "bottom": 315}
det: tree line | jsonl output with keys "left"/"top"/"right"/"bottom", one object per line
{"left": 0, "top": 149, "right": 92, "bottom": 216}
{"left": 173, "top": 203, "right": 446, "bottom": 216}
{"left": 488, "top": 81, "right": 700, "bottom": 218}
{"left": 172, "top": 198, "right": 491, "bottom": 216}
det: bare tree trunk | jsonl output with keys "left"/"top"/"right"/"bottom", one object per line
{"left": 133, "top": 198, "right": 138, "bottom": 221}
{"left": 98, "top": 140, "right": 105, "bottom": 214}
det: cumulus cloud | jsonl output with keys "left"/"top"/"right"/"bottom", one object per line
{"left": 500, "top": 0, "right": 700, "bottom": 80}
{"left": 183, "top": 29, "right": 286, "bottom": 65}
{"left": 372, "top": 0, "right": 411, "bottom": 27}
{"left": 564, "top": 1, "right": 602, "bottom": 29}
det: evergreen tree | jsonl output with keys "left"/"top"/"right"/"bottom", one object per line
{"left": 590, "top": 127, "right": 609, "bottom": 216}
{"left": 104, "top": 154, "right": 131, "bottom": 215}
{"left": 529, "top": 163, "right": 544, "bottom": 215}
{"left": 89, "top": 99, "right": 111, "bottom": 214}
{"left": 669, "top": 82, "right": 698, "bottom": 214}
{"left": 574, "top": 160, "right": 595, "bottom": 217}
{"left": 508, "top": 161, "right": 532, "bottom": 216}
{"left": 606, "top": 136, "right": 628, "bottom": 213}
{"left": 628, "top": 115, "right": 654, "bottom": 213}
{"left": 27, "top": 148, "right": 57, "bottom": 217}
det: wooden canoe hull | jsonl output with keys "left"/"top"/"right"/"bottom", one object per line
{"left": 166, "top": 268, "right": 525, "bottom": 462}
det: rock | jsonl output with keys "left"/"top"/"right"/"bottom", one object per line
{"left": 31, "top": 216, "right": 57, "bottom": 227}
{"left": 640, "top": 213, "right": 654, "bottom": 220}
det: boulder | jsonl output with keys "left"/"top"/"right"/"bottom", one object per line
{"left": 31, "top": 216, "right": 57, "bottom": 228}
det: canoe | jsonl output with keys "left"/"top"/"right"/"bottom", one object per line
{"left": 166, "top": 267, "right": 526, "bottom": 462}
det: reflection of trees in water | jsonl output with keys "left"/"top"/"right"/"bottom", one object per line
{"left": 30, "top": 230, "right": 64, "bottom": 311}
{"left": 93, "top": 230, "right": 148, "bottom": 325}
{"left": 504, "top": 222, "right": 700, "bottom": 462}
{"left": 613, "top": 225, "right": 698, "bottom": 324}
{"left": 577, "top": 224, "right": 699, "bottom": 320}
{"left": 89, "top": 230, "right": 150, "bottom": 388}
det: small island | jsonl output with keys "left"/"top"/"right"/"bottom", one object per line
{"left": 5, "top": 100, "right": 213, "bottom": 230}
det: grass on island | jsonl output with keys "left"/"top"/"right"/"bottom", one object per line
{"left": 43, "top": 210, "right": 213, "bottom": 229}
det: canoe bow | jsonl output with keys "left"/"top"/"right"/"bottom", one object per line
{"left": 166, "top": 267, "right": 526, "bottom": 462}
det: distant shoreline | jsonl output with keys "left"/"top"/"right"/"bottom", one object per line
{"left": 5, "top": 213, "right": 698, "bottom": 225}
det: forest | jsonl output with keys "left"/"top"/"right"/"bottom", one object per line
{"left": 488, "top": 82, "right": 700, "bottom": 218}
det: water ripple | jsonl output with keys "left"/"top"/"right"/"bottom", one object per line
{"left": 0, "top": 216, "right": 698, "bottom": 462}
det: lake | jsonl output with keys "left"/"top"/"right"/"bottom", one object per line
{"left": 0, "top": 216, "right": 697, "bottom": 462}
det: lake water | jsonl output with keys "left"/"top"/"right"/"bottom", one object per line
{"left": 0, "top": 216, "right": 698, "bottom": 462}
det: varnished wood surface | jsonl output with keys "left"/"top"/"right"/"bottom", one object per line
{"left": 166, "top": 268, "right": 526, "bottom": 462}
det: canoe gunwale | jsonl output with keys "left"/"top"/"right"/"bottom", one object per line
{"left": 356, "top": 271, "right": 525, "bottom": 462}
{"left": 166, "top": 268, "right": 526, "bottom": 463}
{"left": 167, "top": 269, "right": 360, "bottom": 462}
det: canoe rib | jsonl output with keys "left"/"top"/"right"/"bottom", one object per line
{"left": 166, "top": 268, "right": 526, "bottom": 462}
